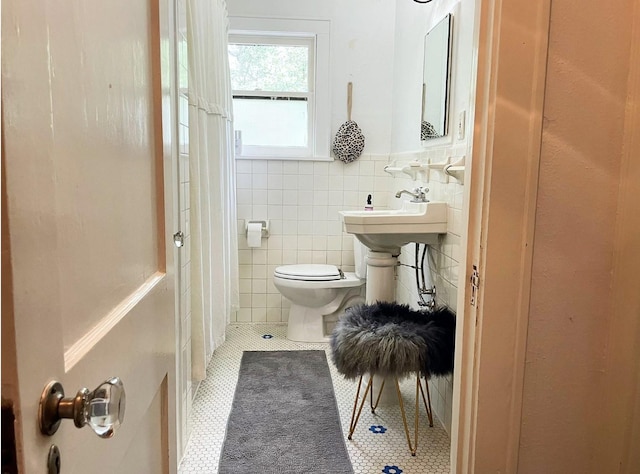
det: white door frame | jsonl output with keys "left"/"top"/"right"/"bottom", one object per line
{"left": 451, "top": 1, "right": 551, "bottom": 472}
{"left": 161, "top": 0, "right": 184, "bottom": 468}
{"left": 170, "top": 0, "right": 190, "bottom": 460}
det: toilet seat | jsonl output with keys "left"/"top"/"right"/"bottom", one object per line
{"left": 274, "top": 264, "right": 342, "bottom": 281}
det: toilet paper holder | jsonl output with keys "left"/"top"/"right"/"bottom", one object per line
{"left": 245, "top": 220, "right": 270, "bottom": 238}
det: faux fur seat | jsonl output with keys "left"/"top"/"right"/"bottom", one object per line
{"left": 330, "top": 301, "right": 456, "bottom": 455}
{"left": 330, "top": 301, "right": 456, "bottom": 379}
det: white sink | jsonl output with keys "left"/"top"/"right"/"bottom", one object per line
{"left": 339, "top": 201, "right": 447, "bottom": 253}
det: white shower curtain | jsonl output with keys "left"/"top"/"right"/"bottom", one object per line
{"left": 187, "top": 0, "right": 239, "bottom": 381}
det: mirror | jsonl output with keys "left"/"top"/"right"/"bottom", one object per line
{"left": 421, "top": 14, "right": 453, "bottom": 141}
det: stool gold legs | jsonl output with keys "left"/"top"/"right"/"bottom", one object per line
{"left": 370, "top": 377, "right": 385, "bottom": 414}
{"left": 419, "top": 375, "right": 434, "bottom": 427}
{"left": 347, "top": 375, "right": 372, "bottom": 440}
{"left": 346, "top": 374, "right": 434, "bottom": 456}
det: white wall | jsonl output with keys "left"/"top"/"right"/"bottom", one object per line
{"left": 228, "top": 0, "right": 397, "bottom": 153}
{"left": 390, "top": 2, "right": 430, "bottom": 152}
{"left": 390, "top": 1, "right": 475, "bottom": 154}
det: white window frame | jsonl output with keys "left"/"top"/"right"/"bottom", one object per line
{"left": 229, "top": 17, "right": 331, "bottom": 161}
{"left": 229, "top": 34, "right": 315, "bottom": 158}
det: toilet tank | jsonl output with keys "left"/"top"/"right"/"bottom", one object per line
{"left": 353, "top": 235, "right": 368, "bottom": 279}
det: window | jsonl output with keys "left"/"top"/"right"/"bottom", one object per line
{"left": 228, "top": 17, "right": 330, "bottom": 160}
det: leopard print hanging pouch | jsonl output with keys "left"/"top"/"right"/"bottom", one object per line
{"left": 332, "top": 82, "right": 365, "bottom": 163}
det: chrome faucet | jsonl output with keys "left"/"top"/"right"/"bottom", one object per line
{"left": 395, "top": 187, "right": 429, "bottom": 202}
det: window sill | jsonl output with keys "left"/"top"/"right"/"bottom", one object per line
{"left": 236, "top": 155, "right": 333, "bottom": 162}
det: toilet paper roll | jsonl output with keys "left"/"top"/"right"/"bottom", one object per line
{"left": 246, "top": 222, "right": 262, "bottom": 248}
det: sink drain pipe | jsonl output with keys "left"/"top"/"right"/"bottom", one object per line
{"left": 415, "top": 243, "right": 436, "bottom": 308}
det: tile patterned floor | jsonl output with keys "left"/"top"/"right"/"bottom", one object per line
{"left": 179, "top": 324, "right": 451, "bottom": 473}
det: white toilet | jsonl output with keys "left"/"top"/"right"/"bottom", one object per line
{"left": 273, "top": 238, "right": 367, "bottom": 343}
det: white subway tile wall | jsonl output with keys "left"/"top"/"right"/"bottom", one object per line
{"left": 234, "top": 154, "right": 392, "bottom": 325}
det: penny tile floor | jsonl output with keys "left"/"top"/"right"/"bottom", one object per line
{"left": 179, "top": 324, "right": 450, "bottom": 473}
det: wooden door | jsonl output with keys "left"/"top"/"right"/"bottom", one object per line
{"left": 450, "top": 1, "right": 550, "bottom": 473}
{"left": 2, "top": 0, "right": 179, "bottom": 472}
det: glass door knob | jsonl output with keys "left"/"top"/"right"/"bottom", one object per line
{"left": 39, "top": 377, "right": 126, "bottom": 438}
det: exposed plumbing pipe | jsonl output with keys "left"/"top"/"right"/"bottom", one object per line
{"left": 420, "top": 244, "right": 427, "bottom": 295}
{"left": 415, "top": 243, "right": 436, "bottom": 309}
{"left": 415, "top": 243, "right": 427, "bottom": 306}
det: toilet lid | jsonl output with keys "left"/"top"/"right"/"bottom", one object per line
{"left": 274, "top": 264, "right": 342, "bottom": 281}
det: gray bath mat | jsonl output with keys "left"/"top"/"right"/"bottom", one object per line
{"left": 218, "top": 350, "right": 354, "bottom": 474}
